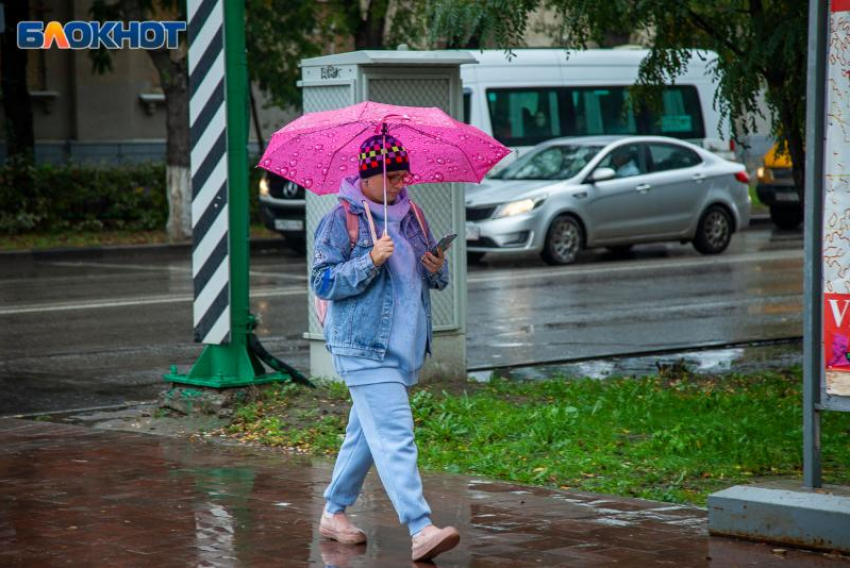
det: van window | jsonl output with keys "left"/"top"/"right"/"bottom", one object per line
{"left": 462, "top": 91, "right": 471, "bottom": 124}
{"left": 486, "top": 86, "right": 705, "bottom": 146}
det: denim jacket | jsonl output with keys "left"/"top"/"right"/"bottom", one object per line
{"left": 311, "top": 193, "right": 450, "bottom": 361}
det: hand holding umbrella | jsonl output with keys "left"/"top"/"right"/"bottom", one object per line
{"left": 370, "top": 233, "right": 395, "bottom": 267}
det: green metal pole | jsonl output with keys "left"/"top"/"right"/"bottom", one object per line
{"left": 224, "top": 0, "right": 250, "bottom": 348}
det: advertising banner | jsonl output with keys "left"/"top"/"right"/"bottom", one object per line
{"left": 823, "top": 0, "right": 850, "bottom": 397}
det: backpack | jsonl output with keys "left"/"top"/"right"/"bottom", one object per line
{"left": 314, "top": 199, "right": 430, "bottom": 327}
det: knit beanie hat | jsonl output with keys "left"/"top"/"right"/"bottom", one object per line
{"left": 358, "top": 133, "right": 410, "bottom": 179}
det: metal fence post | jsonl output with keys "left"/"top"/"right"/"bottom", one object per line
{"left": 803, "top": 0, "right": 828, "bottom": 489}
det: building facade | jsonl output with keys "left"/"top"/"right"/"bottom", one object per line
{"left": 0, "top": 0, "right": 294, "bottom": 164}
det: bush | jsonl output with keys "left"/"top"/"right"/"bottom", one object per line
{"left": 0, "top": 156, "right": 168, "bottom": 234}
{"left": 0, "top": 155, "right": 267, "bottom": 235}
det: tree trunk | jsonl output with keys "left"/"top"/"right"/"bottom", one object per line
{"left": 1, "top": 0, "right": 35, "bottom": 159}
{"left": 120, "top": 0, "right": 191, "bottom": 240}
{"left": 145, "top": 47, "right": 190, "bottom": 240}
{"left": 166, "top": 163, "right": 191, "bottom": 239}
{"left": 354, "top": 0, "right": 390, "bottom": 49}
{"left": 158, "top": 56, "right": 191, "bottom": 241}
{"left": 250, "top": 85, "right": 264, "bottom": 155}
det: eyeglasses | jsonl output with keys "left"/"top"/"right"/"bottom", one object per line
{"left": 386, "top": 172, "right": 413, "bottom": 185}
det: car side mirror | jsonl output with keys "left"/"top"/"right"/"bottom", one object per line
{"left": 590, "top": 167, "right": 616, "bottom": 183}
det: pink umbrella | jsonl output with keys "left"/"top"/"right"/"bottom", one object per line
{"left": 257, "top": 101, "right": 510, "bottom": 227}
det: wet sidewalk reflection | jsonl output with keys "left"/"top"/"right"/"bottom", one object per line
{"left": 0, "top": 418, "right": 846, "bottom": 567}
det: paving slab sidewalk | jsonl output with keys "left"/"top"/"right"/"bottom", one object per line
{"left": 0, "top": 417, "right": 846, "bottom": 567}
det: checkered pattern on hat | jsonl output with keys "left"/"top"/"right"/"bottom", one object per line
{"left": 358, "top": 133, "right": 410, "bottom": 179}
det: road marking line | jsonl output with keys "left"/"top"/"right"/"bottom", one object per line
{"left": 0, "top": 287, "right": 306, "bottom": 316}
{"left": 46, "top": 260, "right": 190, "bottom": 273}
{"left": 43, "top": 260, "right": 306, "bottom": 281}
{"left": 467, "top": 249, "right": 801, "bottom": 284}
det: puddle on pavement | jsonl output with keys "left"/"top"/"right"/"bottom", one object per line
{"left": 468, "top": 340, "right": 802, "bottom": 382}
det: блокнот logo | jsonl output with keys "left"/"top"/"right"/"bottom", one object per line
{"left": 18, "top": 21, "right": 187, "bottom": 49}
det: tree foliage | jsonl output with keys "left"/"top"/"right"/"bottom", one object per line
{"left": 89, "top": 0, "right": 186, "bottom": 73}
{"left": 430, "top": 0, "right": 809, "bottom": 192}
{"left": 244, "top": 0, "right": 328, "bottom": 112}
{"left": 245, "top": 0, "right": 430, "bottom": 112}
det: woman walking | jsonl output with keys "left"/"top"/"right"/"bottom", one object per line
{"left": 311, "top": 132, "right": 460, "bottom": 562}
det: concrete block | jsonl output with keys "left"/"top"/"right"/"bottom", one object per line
{"left": 708, "top": 481, "right": 850, "bottom": 553}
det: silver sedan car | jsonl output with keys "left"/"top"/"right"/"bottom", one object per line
{"left": 465, "top": 135, "right": 751, "bottom": 265}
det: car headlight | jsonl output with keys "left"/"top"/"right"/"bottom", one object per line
{"left": 259, "top": 175, "right": 270, "bottom": 197}
{"left": 494, "top": 195, "right": 546, "bottom": 219}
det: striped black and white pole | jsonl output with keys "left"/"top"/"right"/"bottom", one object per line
{"left": 188, "top": 0, "right": 230, "bottom": 345}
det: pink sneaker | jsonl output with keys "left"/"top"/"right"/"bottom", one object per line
{"left": 411, "top": 525, "right": 460, "bottom": 562}
{"left": 318, "top": 511, "right": 367, "bottom": 545}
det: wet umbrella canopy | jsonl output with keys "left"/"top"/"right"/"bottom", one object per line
{"left": 257, "top": 101, "right": 511, "bottom": 199}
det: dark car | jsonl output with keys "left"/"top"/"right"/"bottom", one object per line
{"left": 755, "top": 143, "right": 801, "bottom": 230}
{"left": 258, "top": 171, "right": 307, "bottom": 254}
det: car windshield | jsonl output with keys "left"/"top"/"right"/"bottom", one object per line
{"left": 492, "top": 144, "right": 603, "bottom": 181}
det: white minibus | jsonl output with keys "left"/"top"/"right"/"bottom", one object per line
{"left": 460, "top": 48, "right": 734, "bottom": 163}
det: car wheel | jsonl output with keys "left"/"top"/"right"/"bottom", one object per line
{"left": 286, "top": 235, "right": 306, "bottom": 255}
{"left": 693, "top": 206, "right": 732, "bottom": 255}
{"left": 770, "top": 205, "right": 803, "bottom": 230}
{"left": 467, "top": 252, "right": 486, "bottom": 265}
{"left": 541, "top": 215, "right": 583, "bottom": 265}
{"left": 606, "top": 244, "right": 634, "bottom": 256}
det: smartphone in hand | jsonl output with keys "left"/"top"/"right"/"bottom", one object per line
{"left": 431, "top": 233, "right": 458, "bottom": 255}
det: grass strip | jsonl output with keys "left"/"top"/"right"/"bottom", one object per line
{"left": 220, "top": 366, "right": 850, "bottom": 506}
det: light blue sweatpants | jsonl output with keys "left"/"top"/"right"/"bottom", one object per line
{"left": 323, "top": 381, "right": 432, "bottom": 535}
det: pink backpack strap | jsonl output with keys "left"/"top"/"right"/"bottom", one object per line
{"left": 360, "top": 201, "right": 379, "bottom": 242}
{"left": 339, "top": 199, "right": 378, "bottom": 248}
{"left": 339, "top": 200, "right": 359, "bottom": 249}
{"left": 410, "top": 200, "right": 429, "bottom": 237}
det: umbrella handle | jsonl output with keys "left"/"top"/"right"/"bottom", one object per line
{"left": 383, "top": 133, "right": 388, "bottom": 236}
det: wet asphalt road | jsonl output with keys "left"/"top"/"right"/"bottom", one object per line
{"left": 0, "top": 225, "right": 802, "bottom": 416}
